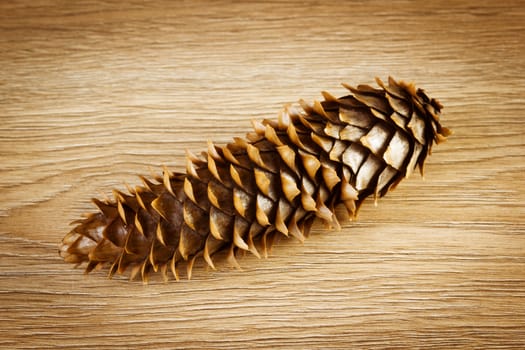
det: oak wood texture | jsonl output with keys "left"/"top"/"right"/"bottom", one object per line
{"left": 1, "top": 1, "right": 524, "bottom": 349}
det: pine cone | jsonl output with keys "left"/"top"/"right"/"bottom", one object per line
{"left": 59, "top": 77, "right": 451, "bottom": 282}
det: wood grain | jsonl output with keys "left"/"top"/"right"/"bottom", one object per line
{"left": 1, "top": 1, "right": 524, "bottom": 349}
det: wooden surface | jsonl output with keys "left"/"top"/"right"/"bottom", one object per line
{"left": 1, "top": 1, "right": 524, "bottom": 349}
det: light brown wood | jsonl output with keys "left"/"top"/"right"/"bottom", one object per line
{"left": 1, "top": 1, "right": 524, "bottom": 349}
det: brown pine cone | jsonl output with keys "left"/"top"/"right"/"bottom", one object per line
{"left": 59, "top": 77, "right": 451, "bottom": 282}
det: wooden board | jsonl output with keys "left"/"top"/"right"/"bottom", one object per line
{"left": 1, "top": 1, "right": 524, "bottom": 348}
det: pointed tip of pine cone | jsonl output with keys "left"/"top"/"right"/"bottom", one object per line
{"left": 59, "top": 231, "right": 93, "bottom": 264}
{"left": 389, "top": 76, "right": 451, "bottom": 144}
